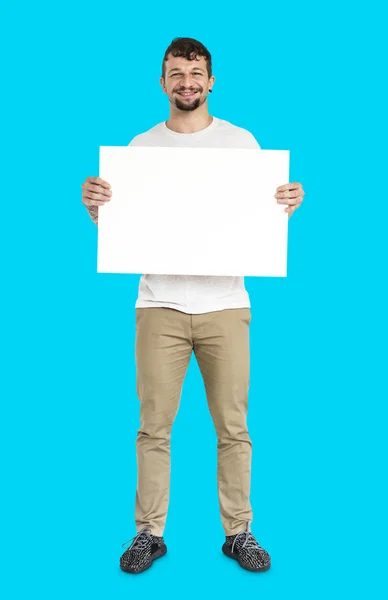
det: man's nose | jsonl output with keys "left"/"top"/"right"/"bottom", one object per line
{"left": 180, "top": 74, "right": 195, "bottom": 87}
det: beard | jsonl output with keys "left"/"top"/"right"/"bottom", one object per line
{"left": 173, "top": 88, "right": 204, "bottom": 112}
{"left": 174, "top": 96, "right": 202, "bottom": 111}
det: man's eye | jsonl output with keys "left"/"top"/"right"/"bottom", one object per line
{"left": 171, "top": 72, "right": 202, "bottom": 77}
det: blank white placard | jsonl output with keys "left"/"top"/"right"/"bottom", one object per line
{"left": 97, "top": 146, "right": 289, "bottom": 277}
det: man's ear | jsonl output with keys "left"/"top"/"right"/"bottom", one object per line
{"left": 160, "top": 77, "right": 167, "bottom": 94}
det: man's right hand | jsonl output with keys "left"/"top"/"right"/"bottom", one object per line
{"left": 81, "top": 176, "right": 112, "bottom": 225}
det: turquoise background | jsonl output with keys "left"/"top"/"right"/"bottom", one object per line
{"left": 1, "top": 0, "right": 387, "bottom": 598}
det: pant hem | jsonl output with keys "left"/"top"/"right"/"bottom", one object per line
{"left": 137, "top": 526, "right": 164, "bottom": 537}
{"left": 224, "top": 522, "right": 251, "bottom": 536}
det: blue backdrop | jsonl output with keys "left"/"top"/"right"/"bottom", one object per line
{"left": 1, "top": 1, "right": 387, "bottom": 598}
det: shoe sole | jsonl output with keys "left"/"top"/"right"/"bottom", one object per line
{"left": 120, "top": 545, "right": 167, "bottom": 574}
{"left": 222, "top": 545, "right": 271, "bottom": 572}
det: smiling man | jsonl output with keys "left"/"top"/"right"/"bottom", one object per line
{"left": 82, "top": 37, "right": 305, "bottom": 575}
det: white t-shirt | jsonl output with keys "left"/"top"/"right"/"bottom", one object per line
{"left": 129, "top": 116, "right": 260, "bottom": 315}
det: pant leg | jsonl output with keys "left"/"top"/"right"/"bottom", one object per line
{"left": 193, "top": 308, "right": 253, "bottom": 536}
{"left": 135, "top": 307, "right": 192, "bottom": 536}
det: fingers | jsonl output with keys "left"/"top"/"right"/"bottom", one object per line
{"left": 82, "top": 177, "right": 112, "bottom": 207}
{"left": 277, "top": 196, "right": 302, "bottom": 206}
{"left": 276, "top": 182, "right": 302, "bottom": 192}
{"left": 85, "top": 176, "right": 111, "bottom": 190}
{"left": 82, "top": 193, "right": 108, "bottom": 207}
{"left": 83, "top": 182, "right": 112, "bottom": 198}
{"left": 276, "top": 188, "right": 302, "bottom": 199}
{"left": 275, "top": 185, "right": 305, "bottom": 210}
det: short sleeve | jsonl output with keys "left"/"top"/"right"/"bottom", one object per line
{"left": 246, "top": 132, "right": 261, "bottom": 149}
{"left": 128, "top": 135, "right": 141, "bottom": 146}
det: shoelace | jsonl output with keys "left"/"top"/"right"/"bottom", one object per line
{"left": 231, "top": 531, "right": 263, "bottom": 555}
{"left": 121, "top": 528, "right": 152, "bottom": 551}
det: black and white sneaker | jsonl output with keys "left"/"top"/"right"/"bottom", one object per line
{"left": 120, "top": 528, "right": 167, "bottom": 574}
{"left": 222, "top": 531, "right": 271, "bottom": 572}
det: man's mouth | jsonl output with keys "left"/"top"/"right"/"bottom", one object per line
{"left": 177, "top": 90, "right": 199, "bottom": 97}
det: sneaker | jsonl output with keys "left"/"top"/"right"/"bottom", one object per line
{"left": 120, "top": 528, "right": 167, "bottom": 574}
{"left": 222, "top": 531, "right": 271, "bottom": 572}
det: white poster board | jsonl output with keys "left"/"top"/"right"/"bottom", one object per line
{"left": 97, "top": 146, "right": 289, "bottom": 277}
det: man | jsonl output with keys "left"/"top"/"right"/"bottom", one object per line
{"left": 81, "top": 37, "right": 305, "bottom": 574}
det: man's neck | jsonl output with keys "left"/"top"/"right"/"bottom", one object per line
{"left": 166, "top": 106, "right": 213, "bottom": 134}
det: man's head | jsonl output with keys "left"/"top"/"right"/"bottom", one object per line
{"left": 160, "top": 37, "right": 215, "bottom": 112}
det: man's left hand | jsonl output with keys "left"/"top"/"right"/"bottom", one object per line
{"left": 275, "top": 182, "right": 305, "bottom": 218}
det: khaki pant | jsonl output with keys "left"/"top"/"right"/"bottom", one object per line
{"left": 135, "top": 307, "right": 253, "bottom": 537}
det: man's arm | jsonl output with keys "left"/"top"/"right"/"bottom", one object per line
{"left": 86, "top": 205, "right": 99, "bottom": 226}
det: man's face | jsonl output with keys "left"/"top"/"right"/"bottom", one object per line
{"left": 161, "top": 54, "right": 215, "bottom": 112}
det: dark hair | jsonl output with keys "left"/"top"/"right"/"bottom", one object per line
{"left": 162, "top": 37, "right": 212, "bottom": 79}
